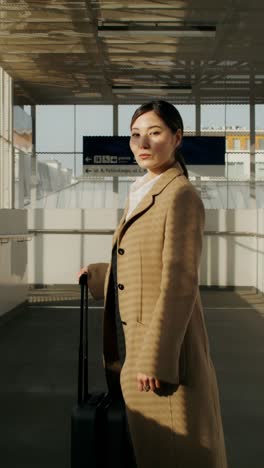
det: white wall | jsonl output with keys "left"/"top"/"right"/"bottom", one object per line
{"left": 201, "top": 209, "right": 257, "bottom": 287}
{"left": 0, "top": 207, "right": 261, "bottom": 317}
{"left": 0, "top": 209, "right": 28, "bottom": 316}
{"left": 28, "top": 208, "right": 121, "bottom": 285}
{"left": 28, "top": 208, "right": 260, "bottom": 289}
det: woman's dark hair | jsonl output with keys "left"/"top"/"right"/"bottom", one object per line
{"left": 130, "top": 100, "right": 189, "bottom": 179}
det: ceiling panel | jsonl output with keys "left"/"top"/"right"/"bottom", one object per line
{"left": 0, "top": 0, "right": 263, "bottom": 104}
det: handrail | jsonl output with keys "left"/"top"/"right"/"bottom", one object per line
{"left": 27, "top": 228, "right": 264, "bottom": 238}
{"left": 0, "top": 234, "right": 32, "bottom": 244}
{"left": 205, "top": 231, "right": 264, "bottom": 238}
{"left": 28, "top": 229, "right": 114, "bottom": 235}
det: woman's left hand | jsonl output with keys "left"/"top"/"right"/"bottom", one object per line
{"left": 137, "top": 373, "right": 161, "bottom": 392}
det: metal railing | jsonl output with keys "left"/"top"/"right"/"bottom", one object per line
{"left": 2, "top": 230, "right": 263, "bottom": 240}
{"left": 28, "top": 229, "right": 114, "bottom": 235}
{"left": 27, "top": 229, "right": 264, "bottom": 238}
{"left": 0, "top": 234, "right": 32, "bottom": 244}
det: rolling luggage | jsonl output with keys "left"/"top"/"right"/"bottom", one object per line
{"left": 71, "top": 273, "right": 136, "bottom": 468}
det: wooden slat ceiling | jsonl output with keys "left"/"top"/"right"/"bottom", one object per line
{"left": 0, "top": 0, "right": 264, "bottom": 104}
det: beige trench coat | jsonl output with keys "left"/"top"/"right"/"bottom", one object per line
{"left": 89, "top": 163, "right": 228, "bottom": 468}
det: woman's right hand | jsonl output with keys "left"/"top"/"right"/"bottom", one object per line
{"left": 77, "top": 263, "right": 109, "bottom": 299}
{"left": 77, "top": 266, "right": 91, "bottom": 282}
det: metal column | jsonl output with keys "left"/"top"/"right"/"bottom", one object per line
{"left": 30, "top": 105, "right": 37, "bottom": 208}
{"left": 113, "top": 104, "right": 119, "bottom": 208}
{"left": 249, "top": 72, "right": 256, "bottom": 209}
{"left": 0, "top": 67, "right": 13, "bottom": 209}
{"left": 195, "top": 92, "right": 201, "bottom": 136}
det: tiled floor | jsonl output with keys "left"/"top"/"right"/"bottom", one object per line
{"left": 0, "top": 286, "right": 263, "bottom": 468}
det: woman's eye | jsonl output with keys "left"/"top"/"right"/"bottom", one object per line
{"left": 150, "top": 131, "right": 160, "bottom": 135}
{"left": 131, "top": 133, "right": 139, "bottom": 138}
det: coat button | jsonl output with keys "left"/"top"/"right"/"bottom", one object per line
{"left": 118, "top": 248, "right": 125, "bottom": 255}
{"left": 118, "top": 283, "right": 124, "bottom": 290}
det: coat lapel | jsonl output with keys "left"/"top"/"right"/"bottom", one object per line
{"left": 116, "top": 162, "right": 184, "bottom": 245}
{"left": 112, "top": 200, "right": 129, "bottom": 247}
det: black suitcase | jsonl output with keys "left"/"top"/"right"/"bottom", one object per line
{"left": 71, "top": 273, "right": 136, "bottom": 468}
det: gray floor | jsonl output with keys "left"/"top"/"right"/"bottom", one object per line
{"left": 0, "top": 286, "right": 264, "bottom": 468}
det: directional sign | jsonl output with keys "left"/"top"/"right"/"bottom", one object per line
{"left": 83, "top": 136, "right": 143, "bottom": 175}
{"left": 84, "top": 164, "right": 145, "bottom": 176}
{"left": 83, "top": 136, "right": 225, "bottom": 176}
{"left": 83, "top": 154, "right": 137, "bottom": 165}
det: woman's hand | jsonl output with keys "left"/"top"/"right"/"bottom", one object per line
{"left": 77, "top": 263, "right": 108, "bottom": 299}
{"left": 137, "top": 373, "right": 161, "bottom": 392}
{"left": 77, "top": 266, "right": 91, "bottom": 282}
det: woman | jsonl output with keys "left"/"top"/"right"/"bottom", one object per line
{"left": 79, "top": 100, "right": 228, "bottom": 468}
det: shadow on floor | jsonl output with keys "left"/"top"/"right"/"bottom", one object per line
{"left": 0, "top": 287, "right": 263, "bottom": 468}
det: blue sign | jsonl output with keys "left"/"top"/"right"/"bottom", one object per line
{"left": 83, "top": 136, "right": 225, "bottom": 165}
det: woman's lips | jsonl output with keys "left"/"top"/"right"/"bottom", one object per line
{"left": 139, "top": 154, "right": 151, "bottom": 159}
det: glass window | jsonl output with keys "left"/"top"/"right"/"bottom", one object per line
{"left": 233, "top": 138, "right": 241, "bottom": 150}
{"left": 174, "top": 105, "right": 195, "bottom": 133}
{"left": 118, "top": 105, "right": 140, "bottom": 136}
{"left": 76, "top": 105, "right": 113, "bottom": 151}
{"left": 201, "top": 105, "right": 226, "bottom": 134}
{"left": 227, "top": 161, "right": 244, "bottom": 177}
{"left": 36, "top": 105, "right": 74, "bottom": 152}
{"left": 245, "top": 138, "right": 250, "bottom": 150}
{"left": 256, "top": 104, "right": 264, "bottom": 130}
{"left": 258, "top": 138, "right": 264, "bottom": 150}
{"left": 225, "top": 104, "right": 249, "bottom": 131}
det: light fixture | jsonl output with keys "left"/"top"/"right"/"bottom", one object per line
{"left": 98, "top": 23, "right": 216, "bottom": 38}
{"left": 112, "top": 85, "right": 192, "bottom": 95}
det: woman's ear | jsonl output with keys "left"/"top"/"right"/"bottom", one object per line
{"left": 174, "top": 128, "right": 183, "bottom": 150}
{"left": 176, "top": 128, "right": 182, "bottom": 148}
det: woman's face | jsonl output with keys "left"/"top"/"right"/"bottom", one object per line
{"left": 130, "top": 110, "right": 182, "bottom": 178}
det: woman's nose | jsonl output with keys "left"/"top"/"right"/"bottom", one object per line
{"left": 139, "top": 135, "right": 150, "bottom": 148}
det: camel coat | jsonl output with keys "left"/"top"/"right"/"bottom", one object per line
{"left": 88, "top": 163, "right": 228, "bottom": 468}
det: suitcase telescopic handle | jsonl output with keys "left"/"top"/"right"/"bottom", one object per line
{"left": 78, "top": 273, "right": 89, "bottom": 404}
{"left": 79, "top": 272, "right": 88, "bottom": 287}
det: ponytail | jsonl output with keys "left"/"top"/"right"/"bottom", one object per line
{"left": 176, "top": 150, "right": 189, "bottom": 179}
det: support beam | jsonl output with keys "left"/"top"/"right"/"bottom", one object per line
{"left": 74, "top": 104, "right": 76, "bottom": 178}
{"left": 113, "top": 103, "right": 118, "bottom": 136}
{"left": 195, "top": 91, "right": 201, "bottom": 136}
{"left": 249, "top": 71, "right": 256, "bottom": 209}
{"left": 30, "top": 105, "right": 37, "bottom": 208}
{"left": 0, "top": 67, "right": 14, "bottom": 209}
{"left": 113, "top": 104, "right": 119, "bottom": 209}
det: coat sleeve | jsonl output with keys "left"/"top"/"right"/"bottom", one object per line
{"left": 87, "top": 263, "right": 109, "bottom": 300}
{"left": 136, "top": 186, "right": 205, "bottom": 384}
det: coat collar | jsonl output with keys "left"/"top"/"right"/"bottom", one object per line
{"left": 112, "top": 162, "right": 184, "bottom": 246}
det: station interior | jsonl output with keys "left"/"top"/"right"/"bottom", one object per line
{"left": 0, "top": 1, "right": 264, "bottom": 467}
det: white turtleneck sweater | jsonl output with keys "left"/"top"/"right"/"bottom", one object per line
{"left": 126, "top": 172, "right": 162, "bottom": 221}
